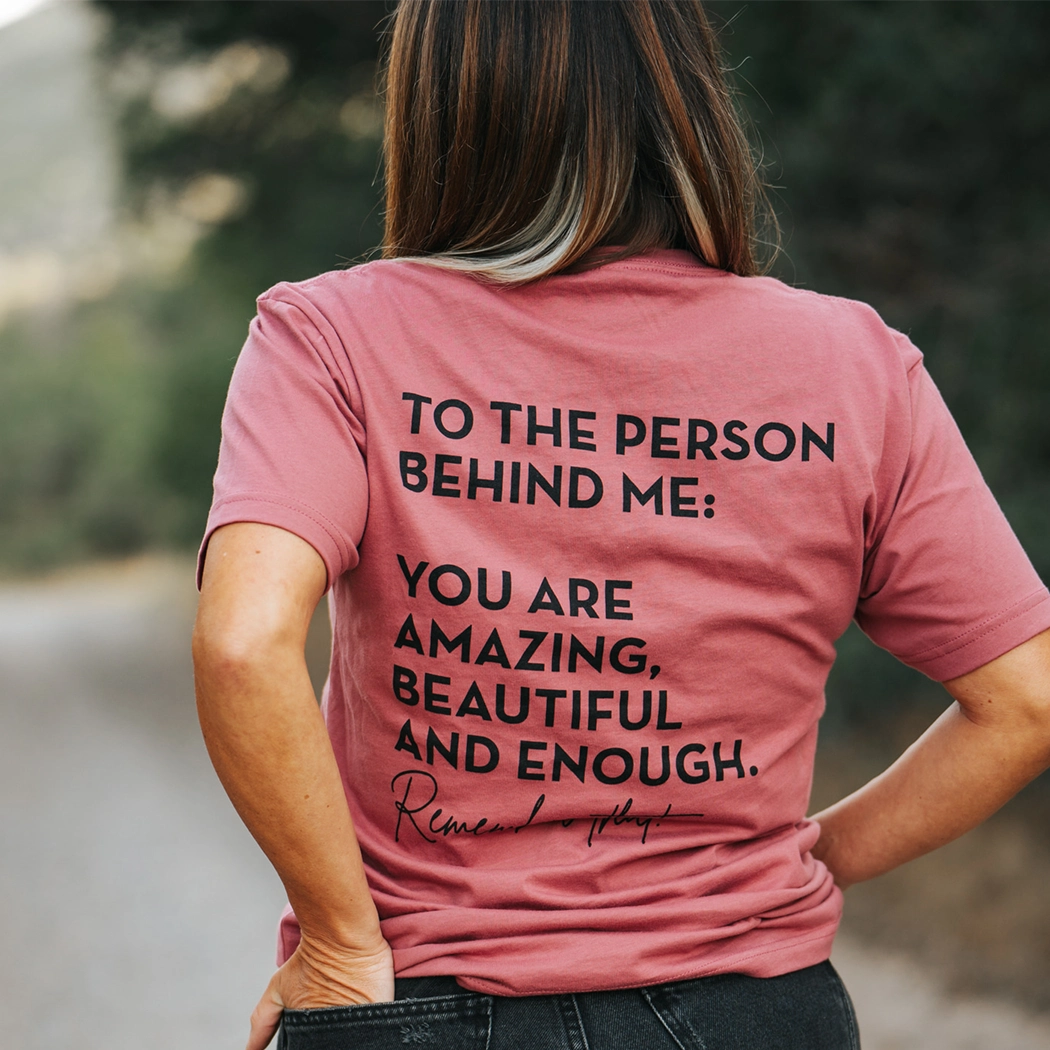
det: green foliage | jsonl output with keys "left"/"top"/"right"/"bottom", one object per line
{"left": 0, "top": 297, "right": 164, "bottom": 568}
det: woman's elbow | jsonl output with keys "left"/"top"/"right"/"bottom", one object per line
{"left": 946, "top": 628, "right": 1050, "bottom": 741}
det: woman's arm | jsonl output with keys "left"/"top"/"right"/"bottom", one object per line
{"left": 193, "top": 522, "right": 393, "bottom": 1050}
{"left": 811, "top": 628, "right": 1050, "bottom": 889}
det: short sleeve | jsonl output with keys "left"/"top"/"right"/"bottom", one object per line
{"left": 196, "top": 287, "right": 369, "bottom": 590}
{"left": 855, "top": 343, "right": 1050, "bottom": 680}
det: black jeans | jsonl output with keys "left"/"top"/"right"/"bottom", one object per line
{"left": 277, "top": 961, "right": 861, "bottom": 1049}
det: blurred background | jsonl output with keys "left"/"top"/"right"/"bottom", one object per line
{"left": 1, "top": 1, "right": 1048, "bottom": 1047}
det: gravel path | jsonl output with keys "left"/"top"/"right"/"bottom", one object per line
{"left": 1, "top": 558, "right": 1047, "bottom": 1049}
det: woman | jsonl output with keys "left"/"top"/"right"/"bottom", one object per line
{"left": 192, "top": 2, "right": 1050, "bottom": 1048}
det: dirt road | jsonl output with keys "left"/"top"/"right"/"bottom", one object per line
{"left": 1, "top": 558, "right": 1047, "bottom": 1048}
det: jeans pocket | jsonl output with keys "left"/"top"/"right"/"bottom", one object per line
{"left": 278, "top": 993, "right": 492, "bottom": 1050}
{"left": 643, "top": 963, "right": 860, "bottom": 1050}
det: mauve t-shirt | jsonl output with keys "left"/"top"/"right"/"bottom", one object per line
{"left": 200, "top": 250, "right": 1050, "bottom": 995}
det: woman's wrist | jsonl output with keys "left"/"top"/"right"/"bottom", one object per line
{"left": 294, "top": 905, "right": 386, "bottom": 955}
{"left": 810, "top": 810, "right": 858, "bottom": 891}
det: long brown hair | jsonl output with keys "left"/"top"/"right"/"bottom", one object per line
{"left": 382, "top": 0, "right": 773, "bottom": 282}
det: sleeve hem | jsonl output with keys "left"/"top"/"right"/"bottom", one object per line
{"left": 900, "top": 588, "right": 1050, "bottom": 681}
{"left": 196, "top": 494, "right": 358, "bottom": 592}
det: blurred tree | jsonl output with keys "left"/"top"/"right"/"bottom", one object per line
{"left": 93, "top": 0, "right": 389, "bottom": 543}
{"left": 98, "top": 0, "right": 389, "bottom": 285}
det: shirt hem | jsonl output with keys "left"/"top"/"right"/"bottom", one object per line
{"left": 903, "top": 587, "right": 1050, "bottom": 680}
{"left": 197, "top": 492, "right": 356, "bottom": 591}
{"left": 448, "top": 923, "right": 840, "bottom": 997}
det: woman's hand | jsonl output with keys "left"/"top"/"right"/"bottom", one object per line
{"left": 247, "top": 931, "right": 395, "bottom": 1050}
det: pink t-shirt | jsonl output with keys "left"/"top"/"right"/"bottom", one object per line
{"left": 201, "top": 249, "right": 1050, "bottom": 995}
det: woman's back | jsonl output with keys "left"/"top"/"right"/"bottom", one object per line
{"left": 192, "top": 4, "right": 1050, "bottom": 1045}
{"left": 204, "top": 249, "right": 1047, "bottom": 995}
